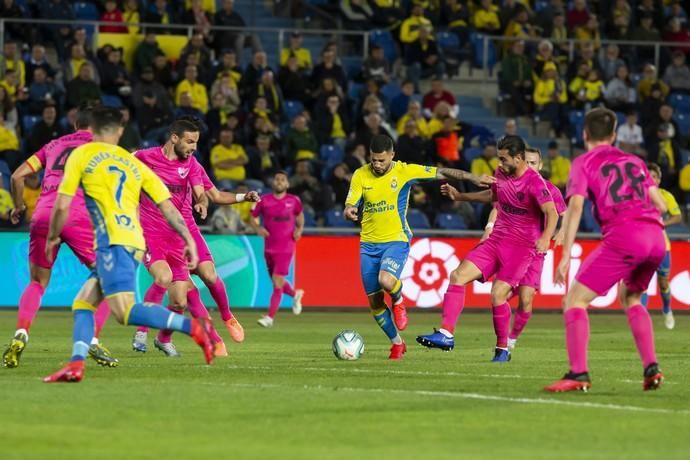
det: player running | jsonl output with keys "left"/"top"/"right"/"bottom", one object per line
{"left": 344, "top": 134, "right": 496, "bottom": 359}
{"left": 416, "top": 136, "right": 558, "bottom": 362}
{"left": 2, "top": 107, "right": 118, "bottom": 369}
{"left": 249, "top": 170, "right": 305, "bottom": 327}
{"left": 43, "top": 107, "right": 214, "bottom": 383}
{"left": 640, "top": 163, "right": 680, "bottom": 330}
{"left": 545, "top": 108, "right": 666, "bottom": 393}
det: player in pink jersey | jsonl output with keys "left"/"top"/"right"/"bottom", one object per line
{"left": 417, "top": 135, "right": 558, "bottom": 362}
{"left": 545, "top": 108, "right": 667, "bottom": 393}
{"left": 249, "top": 171, "right": 305, "bottom": 327}
{"left": 2, "top": 108, "right": 118, "bottom": 369}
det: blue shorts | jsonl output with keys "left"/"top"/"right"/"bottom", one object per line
{"left": 657, "top": 250, "right": 671, "bottom": 278}
{"left": 96, "top": 245, "right": 143, "bottom": 297}
{"left": 360, "top": 242, "right": 409, "bottom": 295}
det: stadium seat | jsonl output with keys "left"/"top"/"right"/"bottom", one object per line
{"left": 666, "top": 224, "right": 689, "bottom": 234}
{"left": 581, "top": 199, "right": 600, "bottom": 233}
{"left": 325, "top": 208, "right": 355, "bottom": 227}
{"left": 0, "top": 160, "right": 11, "bottom": 192}
{"left": 406, "top": 209, "right": 431, "bottom": 229}
{"left": 674, "top": 113, "right": 690, "bottom": 138}
{"left": 303, "top": 209, "right": 317, "bottom": 227}
{"left": 347, "top": 82, "right": 363, "bottom": 102}
{"left": 470, "top": 33, "right": 497, "bottom": 70}
{"left": 319, "top": 144, "right": 344, "bottom": 163}
{"left": 435, "top": 213, "right": 467, "bottom": 230}
{"left": 381, "top": 82, "right": 401, "bottom": 102}
{"left": 283, "top": 100, "right": 305, "bottom": 122}
{"left": 569, "top": 110, "right": 585, "bottom": 146}
{"left": 669, "top": 93, "right": 690, "bottom": 114}
{"left": 73, "top": 2, "right": 99, "bottom": 20}
{"left": 437, "top": 31, "right": 460, "bottom": 50}
{"left": 463, "top": 147, "right": 482, "bottom": 163}
{"left": 101, "top": 95, "right": 124, "bottom": 108}
{"left": 369, "top": 29, "right": 398, "bottom": 62}
{"left": 22, "top": 115, "right": 41, "bottom": 133}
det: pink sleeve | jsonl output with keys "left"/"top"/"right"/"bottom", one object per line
{"left": 565, "top": 157, "right": 587, "bottom": 201}
{"left": 251, "top": 199, "right": 263, "bottom": 218}
{"left": 548, "top": 182, "right": 567, "bottom": 214}
{"left": 639, "top": 160, "right": 656, "bottom": 190}
{"left": 532, "top": 175, "right": 554, "bottom": 207}
{"left": 34, "top": 145, "right": 47, "bottom": 168}
{"left": 190, "top": 158, "right": 214, "bottom": 191}
{"left": 293, "top": 196, "right": 303, "bottom": 215}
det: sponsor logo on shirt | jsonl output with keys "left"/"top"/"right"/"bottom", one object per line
{"left": 363, "top": 200, "right": 395, "bottom": 213}
{"left": 516, "top": 191, "right": 525, "bottom": 202}
{"left": 500, "top": 202, "right": 528, "bottom": 216}
{"left": 178, "top": 167, "right": 189, "bottom": 178}
{"left": 391, "top": 178, "right": 398, "bottom": 190}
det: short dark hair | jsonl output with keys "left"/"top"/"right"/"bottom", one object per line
{"left": 76, "top": 103, "right": 95, "bottom": 129}
{"left": 370, "top": 134, "right": 394, "bottom": 154}
{"left": 90, "top": 106, "right": 124, "bottom": 134}
{"left": 274, "top": 170, "right": 289, "bottom": 179}
{"left": 584, "top": 107, "right": 617, "bottom": 141}
{"left": 647, "top": 162, "right": 662, "bottom": 176}
{"left": 525, "top": 146, "right": 542, "bottom": 158}
{"left": 496, "top": 135, "right": 526, "bottom": 158}
{"left": 168, "top": 118, "right": 200, "bottom": 138}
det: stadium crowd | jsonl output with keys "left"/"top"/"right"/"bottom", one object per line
{"left": 0, "top": 0, "right": 689, "bottom": 231}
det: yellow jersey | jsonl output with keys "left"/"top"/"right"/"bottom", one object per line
{"left": 210, "top": 144, "right": 247, "bottom": 181}
{"left": 346, "top": 161, "right": 438, "bottom": 243}
{"left": 660, "top": 188, "right": 681, "bottom": 250}
{"left": 59, "top": 141, "right": 171, "bottom": 251}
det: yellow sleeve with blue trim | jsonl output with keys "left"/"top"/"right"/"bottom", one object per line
{"left": 58, "top": 146, "right": 86, "bottom": 197}
{"left": 345, "top": 168, "right": 363, "bottom": 207}
{"left": 139, "top": 160, "right": 172, "bottom": 205}
{"left": 660, "top": 189, "right": 680, "bottom": 216}
{"left": 399, "top": 162, "right": 438, "bottom": 182}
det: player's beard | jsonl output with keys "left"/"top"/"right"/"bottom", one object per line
{"left": 173, "top": 142, "right": 191, "bottom": 160}
{"left": 273, "top": 184, "right": 288, "bottom": 194}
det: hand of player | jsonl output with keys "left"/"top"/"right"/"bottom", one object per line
{"left": 344, "top": 206, "right": 359, "bottom": 222}
{"left": 184, "top": 244, "right": 199, "bottom": 271}
{"left": 555, "top": 255, "right": 570, "bottom": 286}
{"left": 440, "top": 183, "right": 461, "bottom": 201}
{"left": 257, "top": 227, "right": 270, "bottom": 238}
{"left": 245, "top": 191, "right": 261, "bottom": 203}
{"left": 9, "top": 207, "right": 25, "bottom": 225}
{"left": 194, "top": 203, "right": 207, "bottom": 220}
{"left": 293, "top": 228, "right": 302, "bottom": 241}
{"left": 44, "top": 236, "right": 61, "bottom": 263}
{"left": 535, "top": 236, "right": 550, "bottom": 254}
{"left": 472, "top": 174, "right": 496, "bottom": 188}
{"left": 480, "top": 228, "right": 492, "bottom": 243}
{"left": 553, "top": 228, "right": 565, "bottom": 246}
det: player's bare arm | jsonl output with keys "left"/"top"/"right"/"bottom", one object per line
{"left": 45, "top": 193, "right": 74, "bottom": 261}
{"left": 441, "top": 184, "right": 496, "bottom": 203}
{"left": 537, "top": 201, "right": 558, "bottom": 253}
{"left": 205, "top": 186, "right": 261, "bottom": 205}
{"left": 553, "top": 210, "right": 568, "bottom": 246}
{"left": 192, "top": 184, "right": 209, "bottom": 219}
{"left": 9, "top": 162, "right": 37, "bottom": 224}
{"left": 437, "top": 167, "right": 496, "bottom": 188}
{"left": 248, "top": 214, "right": 269, "bottom": 237}
{"left": 481, "top": 206, "right": 498, "bottom": 242}
{"left": 294, "top": 212, "right": 304, "bottom": 241}
{"left": 555, "top": 195, "right": 585, "bottom": 285}
{"left": 648, "top": 186, "right": 667, "bottom": 215}
{"left": 158, "top": 199, "right": 199, "bottom": 270}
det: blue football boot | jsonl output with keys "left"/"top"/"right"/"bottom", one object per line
{"left": 416, "top": 329, "right": 455, "bottom": 351}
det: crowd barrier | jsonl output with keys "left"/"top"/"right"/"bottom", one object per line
{"left": 0, "top": 233, "right": 688, "bottom": 310}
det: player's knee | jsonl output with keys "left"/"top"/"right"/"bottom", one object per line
{"left": 378, "top": 272, "right": 396, "bottom": 292}
{"left": 449, "top": 268, "right": 464, "bottom": 285}
{"left": 272, "top": 276, "right": 285, "bottom": 288}
{"left": 658, "top": 275, "right": 669, "bottom": 290}
{"left": 109, "top": 305, "right": 127, "bottom": 324}
{"left": 153, "top": 272, "right": 173, "bottom": 288}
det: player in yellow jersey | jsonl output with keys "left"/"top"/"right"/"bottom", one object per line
{"left": 43, "top": 107, "right": 214, "bottom": 383}
{"left": 641, "top": 163, "right": 681, "bottom": 329}
{"left": 344, "top": 134, "right": 495, "bottom": 359}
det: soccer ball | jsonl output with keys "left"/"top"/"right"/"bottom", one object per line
{"left": 332, "top": 330, "right": 365, "bottom": 361}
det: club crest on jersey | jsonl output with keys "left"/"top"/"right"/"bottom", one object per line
{"left": 516, "top": 191, "right": 525, "bottom": 202}
{"left": 391, "top": 177, "right": 398, "bottom": 190}
{"left": 178, "top": 167, "right": 190, "bottom": 178}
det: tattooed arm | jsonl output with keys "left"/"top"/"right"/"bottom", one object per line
{"left": 437, "top": 167, "right": 496, "bottom": 188}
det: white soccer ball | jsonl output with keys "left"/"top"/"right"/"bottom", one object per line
{"left": 332, "top": 330, "right": 365, "bottom": 361}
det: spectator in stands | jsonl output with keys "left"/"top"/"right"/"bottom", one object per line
{"left": 118, "top": 107, "right": 141, "bottom": 152}
{"left": 359, "top": 94, "right": 391, "bottom": 133}
{"left": 134, "top": 31, "right": 163, "bottom": 75}
{"left": 100, "top": 0, "right": 128, "bottom": 34}
{"left": 391, "top": 80, "right": 415, "bottom": 123}
{"left": 371, "top": 0, "right": 403, "bottom": 29}
{"left": 38, "top": 0, "right": 75, "bottom": 61}
{"left": 427, "top": 101, "right": 453, "bottom": 136}
{"left": 66, "top": 27, "right": 95, "bottom": 61}
{"left": 0, "top": 111, "right": 20, "bottom": 171}
{"left": 26, "top": 103, "right": 63, "bottom": 155}
{"left": 400, "top": 3, "right": 433, "bottom": 45}
{"left": 604, "top": 64, "right": 636, "bottom": 113}
{"left": 663, "top": 18, "right": 690, "bottom": 56}
{"left": 533, "top": 61, "right": 567, "bottom": 136}
{"left": 180, "top": 33, "right": 213, "bottom": 77}
{"left": 280, "top": 32, "right": 312, "bottom": 72}
{"left": 175, "top": 91, "right": 205, "bottom": 121}
{"left": 567, "top": 41, "right": 600, "bottom": 80}
{"left": 0, "top": 0, "right": 29, "bottom": 43}
{"left": 575, "top": 14, "right": 601, "bottom": 51}
{"left": 648, "top": 122, "right": 682, "bottom": 192}
{"left": 663, "top": 51, "right": 690, "bottom": 93}
{"left": 362, "top": 45, "right": 391, "bottom": 85}
{"left": 240, "top": 51, "right": 271, "bottom": 99}
{"left": 544, "top": 140, "right": 570, "bottom": 191}
{"left": 503, "top": 7, "right": 536, "bottom": 51}
{"left": 0, "top": 69, "right": 20, "bottom": 105}
{"left": 251, "top": 70, "right": 283, "bottom": 117}
{"left": 330, "top": 163, "right": 352, "bottom": 205}
{"left": 339, "top": 0, "right": 374, "bottom": 30}
{"left": 405, "top": 26, "right": 446, "bottom": 92}
{"left": 213, "top": 50, "right": 242, "bottom": 87}
{"left": 567, "top": 0, "right": 589, "bottom": 32}
{"left": 62, "top": 44, "right": 100, "bottom": 86}
{"left": 646, "top": 104, "right": 680, "bottom": 142}
{"left": 22, "top": 172, "right": 40, "bottom": 222}
{"left": 616, "top": 110, "right": 645, "bottom": 157}
{"left": 680, "top": 158, "right": 690, "bottom": 202}
{"left": 133, "top": 67, "right": 174, "bottom": 142}
{"left": 278, "top": 55, "right": 309, "bottom": 105}
{"left": 312, "top": 77, "right": 344, "bottom": 113}
{"left": 289, "top": 159, "right": 332, "bottom": 213}
{"left": 444, "top": 0, "right": 470, "bottom": 45}
{"left": 422, "top": 78, "right": 457, "bottom": 118}
{"left": 123, "top": 0, "right": 142, "bottom": 35}
{"left": 0, "top": 180, "right": 15, "bottom": 225}
{"left": 345, "top": 143, "right": 367, "bottom": 172}
{"left": 144, "top": 0, "right": 178, "bottom": 35}
{"left": 499, "top": 0, "right": 522, "bottom": 34}
{"left": 27, "top": 67, "right": 62, "bottom": 115}
{"left": 640, "top": 82, "right": 666, "bottom": 129}
{"left": 286, "top": 114, "right": 319, "bottom": 164}
{"left": 0, "top": 86, "right": 18, "bottom": 131}
{"left": 431, "top": 116, "right": 463, "bottom": 167}
{"left": 206, "top": 93, "right": 232, "bottom": 147}
{"left": 533, "top": 40, "right": 556, "bottom": 80}
{"left": 181, "top": 0, "right": 214, "bottom": 44}
{"left": 315, "top": 95, "right": 350, "bottom": 149}
{"left": 638, "top": 64, "right": 670, "bottom": 101}
{"left": 356, "top": 112, "right": 394, "bottom": 148}
{"left": 631, "top": 13, "right": 662, "bottom": 64}
{"left": 397, "top": 100, "right": 430, "bottom": 139}
{"left": 471, "top": 143, "right": 498, "bottom": 178}
{"left": 311, "top": 48, "right": 348, "bottom": 94}
{"left": 576, "top": 68, "right": 604, "bottom": 111}
{"left": 25, "top": 45, "right": 55, "bottom": 87}
{"left": 152, "top": 54, "right": 176, "bottom": 91}
{"left": 211, "top": 127, "right": 249, "bottom": 190}
{"left": 214, "top": 0, "right": 262, "bottom": 58}
{"left": 607, "top": 0, "right": 632, "bottom": 40}
{"left": 210, "top": 71, "right": 241, "bottom": 114}
{"left": 504, "top": 119, "right": 517, "bottom": 136}
{"left": 549, "top": 11, "right": 569, "bottom": 61}
{"left": 246, "top": 97, "right": 280, "bottom": 144}
{"left": 499, "top": 40, "right": 532, "bottom": 116}
{"left": 397, "top": 118, "right": 429, "bottom": 164}
{"left": 101, "top": 48, "right": 131, "bottom": 99}
{"left": 1, "top": 40, "right": 25, "bottom": 89}
{"left": 176, "top": 65, "right": 209, "bottom": 114}
{"left": 473, "top": 0, "right": 501, "bottom": 35}
{"left": 247, "top": 134, "right": 280, "bottom": 186}
{"left": 65, "top": 63, "right": 101, "bottom": 110}
{"left": 666, "top": 2, "right": 688, "bottom": 29}
{"left": 599, "top": 44, "right": 625, "bottom": 82}
{"left": 637, "top": 0, "right": 663, "bottom": 30}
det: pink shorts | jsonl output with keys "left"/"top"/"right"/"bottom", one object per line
{"left": 465, "top": 237, "right": 536, "bottom": 288}
{"left": 190, "top": 225, "right": 213, "bottom": 264}
{"left": 29, "top": 212, "right": 95, "bottom": 269}
{"left": 143, "top": 231, "right": 189, "bottom": 283}
{"left": 265, "top": 251, "right": 293, "bottom": 277}
{"left": 518, "top": 253, "right": 545, "bottom": 290}
{"left": 576, "top": 224, "right": 666, "bottom": 296}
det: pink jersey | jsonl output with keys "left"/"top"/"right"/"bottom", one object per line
{"left": 547, "top": 181, "right": 567, "bottom": 215}
{"left": 491, "top": 167, "right": 554, "bottom": 247}
{"left": 251, "top": 193, "right": 303, "bottom": 253}
{"left": 183, "top": 157, "right": 213, "bottom": 227}
{"left": 134, "top": 146, "right": 198, "bottom": 238}
{"left": 566, "top": 145, "right": 663, "bottom": 236}
{"left": 29, "top": 130, "right": 93, "bottom": 220}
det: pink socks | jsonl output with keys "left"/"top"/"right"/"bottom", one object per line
{"left": 440, "top": 285, "right": 465, "bottom": 334}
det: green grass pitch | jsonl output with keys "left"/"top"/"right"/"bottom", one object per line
{"left": 1, "top": 309, "right": 689, "bottom": 460}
